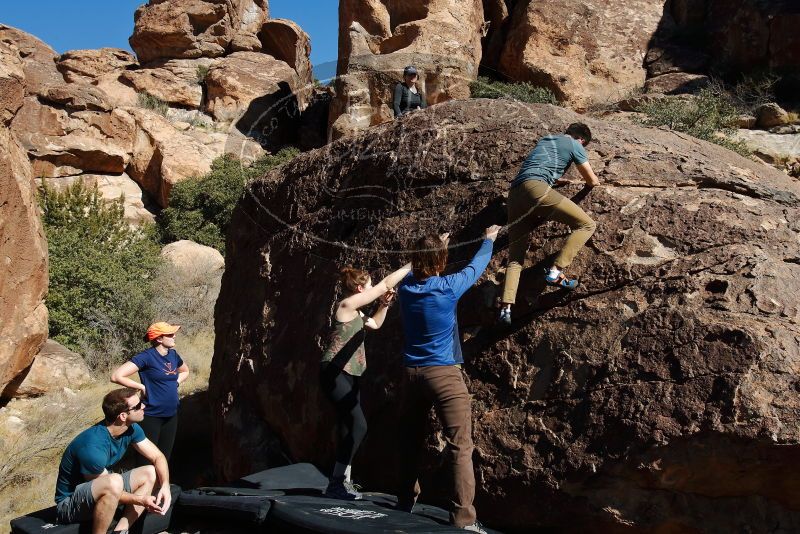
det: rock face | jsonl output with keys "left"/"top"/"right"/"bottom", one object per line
{"left": 43, "top": 173, "right": 156, "bottom": 225}
{"left": 3, "top": 340, "right": 93, "bottom": 399}
{"left": 258, "top": 19, "right": 313, "bottom": 97}
{"left": 120, "top": 58, "right": 216, "bottom": 108}
{"left": 57, "top": 48, "right": 138, "bottom": 84}
{"left": 488, "top": 0, "right": 663, "bottom": 110}
{"left": 329, "top": 0, "right": 484, "bottom": 139}
{"left": 129, "top": 0, "right": 269, "bottom": 64}
{"left": 211, "top": 99, "right": 800, "bottom": 531}
{"left": 0, "top": 126, "right": 48, "bottom": 398}
{"left": 0, "top": 24, "right": 64, "bottom": 97}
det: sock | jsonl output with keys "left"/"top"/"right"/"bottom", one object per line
{"left": 548, "top": 266, "right": 561, "bottom": 278}
{"left": 333, "top": 462, "right": 349, "bottom": 480}
{"left": 345, "top": 464, "right": 352, "bottom": 482}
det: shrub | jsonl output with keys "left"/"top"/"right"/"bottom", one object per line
{"left": 157, "top": 147, "right": 300, "bottom": 253}
{"left": 39, "top": 181, "right": 161, "bottom": 371}
{"left": 470, "top": 76, "right": 559, "bottom": 105}
{"left": 137, "top": 91, "right": 169, "bottom": 116}
{"left": 635, "top": 88, "right": 751, "bottom": 157}
{"left": 196, "top": 64, "right": 210, "bottom": 84}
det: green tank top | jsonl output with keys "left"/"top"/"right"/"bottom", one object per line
{"left": 321, "top": 313, "right": 367, "bottom": 376}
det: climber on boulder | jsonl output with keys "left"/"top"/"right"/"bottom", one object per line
{"left": 319, "top": 261, "right": 412, "bottom": 500}
{"left": 499, "top": 122, "right": 600, "bottom": 326}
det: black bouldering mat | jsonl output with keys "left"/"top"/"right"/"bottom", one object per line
{"left": 235, "top": 462, "right": 328, "bottom": 492}
{"left": 10, "top": 484, "right": 180, "bottom": 534}
{"left": 176, "top": 488, "right": 280, "bottom": 524}
{"left": 266, "top": 494, "right": 503, "bottom": 533}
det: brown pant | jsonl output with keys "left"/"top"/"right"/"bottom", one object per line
{"left": 398, "top": 365, "right": 476, "bottom": 527}
{"left": 502, "top": 179, "right": 596, "bottom": 304}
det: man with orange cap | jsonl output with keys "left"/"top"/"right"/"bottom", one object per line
{"left": 111, "top": 322, "right": 189, "bottom": 464}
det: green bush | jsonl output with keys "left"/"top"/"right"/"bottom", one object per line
{"left": 157, "top": 147, "right": 300, "bottom": 253}
{"left": 470, "top": 76, "right": 558, "bottom": 105}
{"left": 39, "top": 181, "right": 161, "bottom": 371}
{"left": 635, "top": 88, "right": 751, "bottom": 157}
{"left": 196, "top": 65, "right": 210, "bottom": 84}
{"left": 137, "top": 91, "right": 169, "bottom": 116}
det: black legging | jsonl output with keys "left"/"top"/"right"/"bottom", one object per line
{"left": 136, "top": 413, "right": 178, "bottom": 466}
{"left": 320, "top": 365, "right": 368, "bottom": 466}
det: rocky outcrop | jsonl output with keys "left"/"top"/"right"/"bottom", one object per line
{"left": 210, "top": 99, "right": 800, "bottom": 531}
{"left": 258, "top": 19, "right": 313, "bottom": 94}
{"left": 43, "top": 173, "right": 156, "bottom": 224}
{"left": 120, "top": 58, "right": 216, "bottom": 109}
{"left": 57, "top": 48, "right": 138, "bottom": 83}
{"left": 0, "top": 24, "right": 64, "bottom": 97}
{"left": 125, "top": 107, "right": 215, "bottom": 207}
{"left": 2, "top": 340, "right": 93, "bottom": 399}
{"left": 129, "top": 0, "right": 269, "bottom": 64}
{"left": 0, "top": 126, "right": 48, "bottom": 398}
{"left": 487, "top": 0, "right": 663, "bottom": 110}
{"left": 0, "top": 35, "right": 25, "bottom": 125}
{"left": 329, "top": 0, "right": 484, "bottom": 139}
{"left": 203, "top": 52, "right": 301, "bottom": 147}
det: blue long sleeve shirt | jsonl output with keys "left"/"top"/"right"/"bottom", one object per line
{"left": 398, "top": 239, "right": 494, "bottom": 367}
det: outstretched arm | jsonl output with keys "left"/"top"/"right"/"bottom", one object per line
{"left": 576, "top": 162, "right": 600, "bottom": 186}
{"left": 364, "top": 290, "right": 395, "bottom": 330}
{"left": 445, "top": 226, "right": 501, "bottom": 299}
{"left": 339, "top": 263, "right": 412, "bottom": 316}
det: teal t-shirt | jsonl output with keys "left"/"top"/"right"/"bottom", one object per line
{"left": 54, "top": 422, "right": 145, "bottom": 503}
{"left": 510, "top": 134, "right": 588, "bottom": 187}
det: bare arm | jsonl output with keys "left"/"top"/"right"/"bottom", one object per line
{"left": 364, "top": 290, "right": 395, "bottom": 330}
{"left": 132, "top": 438, "right": 171, "bottom": 513}
{"left": 110, "top": 362, "right": 145, "bottom": 395}
{"left": 176, "top": 363, "right": 189, "bottom": 385}
{"left": 576, "top": 162, "right": 600, "bottom": 186}
{"left": 338, "top": 263, "right": 412, "bottom": 319}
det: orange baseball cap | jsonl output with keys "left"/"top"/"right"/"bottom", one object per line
{"left": 144, "top": 322, "right": 181, "bottom": 342}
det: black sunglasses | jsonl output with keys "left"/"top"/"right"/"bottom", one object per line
{"left": 125, "top": 400, "right": 144, "bottom": 412}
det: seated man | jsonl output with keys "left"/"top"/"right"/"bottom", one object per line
{"left": 54, "top": 387, "right": 172, "bottom": 534}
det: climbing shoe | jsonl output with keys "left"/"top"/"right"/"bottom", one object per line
{"left": 462, "top": 521, "right": 488, "bottom": 533}
{"left": 544, "top": 269, "right": 579, "bottom": 290}
{"left": 498, "top": 307, "right": 512, "bottom": 326}
{"left": 324, "top": 476, "right": 363, "bottom": 500}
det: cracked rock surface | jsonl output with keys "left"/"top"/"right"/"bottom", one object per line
{"left": 210, "top": 99, "right": 800, "bottom": 531}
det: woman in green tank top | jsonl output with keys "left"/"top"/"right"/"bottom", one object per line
{"left": 320, "top": 262, "right": 411, "bottom": 500}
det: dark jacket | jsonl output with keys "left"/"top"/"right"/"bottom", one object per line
{"left": 393, "top": 82, "right": 427, "bottom": 117}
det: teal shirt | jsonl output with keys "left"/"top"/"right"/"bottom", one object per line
{"left": 511, "top": 134, "right": 588, "bottom": 187}
{"left": 54, "top": 422, "right": 145, "bottom": 503}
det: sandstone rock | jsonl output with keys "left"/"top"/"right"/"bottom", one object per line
{"left": 0, "top": 24, "right": 63, "bottom": 97}
{"left": 42, "top": 173, "right": 156, "bottom": 225}
{"left": 769, "top": 124, "right": 800, "bottom": 135}
{"left": 129, "top": 0, "right": 269, "bottom": 64}
{"left": 210, "top": 99, "right": 800, "bottom": 531}
{"left": 644, "top": 72, "right": 710, "bottom": 95}
{"left": 121, "top": 58, "right": 216, "bottom": 109}
{"left": 203, "top": 52, "right": 300, "bottom": 147}
{"left": 258, "top": 19, "right": 313, "bottom": 93}
{"left": 735, "top": 114, "right": 757, "bottom": 129}
{"left": 734, "top": 129, "right": 800, "bottom": 165}
{"left": 40, "top": 83, "right": 111, "bottom": 112}
{"left": 57, "top": 48, "right": 138, "bottom": 83}
{"left": 185, "top": 128, "right": 266, "bottom": 165}
{"left": 493, "top": 0, "right": 663, "bottom": 110}
{"left": 125, "top": 107, "right": 215, "bottom": 207}
{"left": 3, "top": 340, "right": 93, "bottom": 399}
{"left": 756, "top": 102, "right": 791, "bottom": 129}
{"left": 0, "top": 38, "right": 25, "bottom": 125}
{"left": 330, "top": 0, "right": 484, "bottom": 139}
{"left": 0, "top": 126, "right": 48, "bottom": 398}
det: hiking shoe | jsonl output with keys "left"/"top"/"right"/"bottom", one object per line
{"left": 462, "top": 521, "right": 488, "bottom": 533}
{"left": 544, "top": 270, "right": 579, "bottom": 290}
{"left": 498, "top": 307, "right": 512, "bottom": 326}
{"left": 325, "top": 477, "right": 362, "bottom": 500}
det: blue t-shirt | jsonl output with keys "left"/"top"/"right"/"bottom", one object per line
{"left": 131, "top": 347, "right": 184, "bottom": 418}
{"left": 510, "top": 134, "right": 588, "bottom": 187}
{"left": 398, "top": 239, "right": 494, "bottom": 367}
{"left": 54, "top": 422, "right": 145, "bottom": 503}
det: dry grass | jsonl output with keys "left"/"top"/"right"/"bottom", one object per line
{"left": 0, "top": 330, "right": 214, "bottom": 533}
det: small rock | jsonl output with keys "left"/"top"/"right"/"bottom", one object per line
{"left": 644, "top": 72, "right": 710, "bottom": 95}
{"left": 736, "top": 115, "right": 757, "bottom": 129}
{"left": 755, "top": 103, "right": 790, "bottom": 129}
{"left": 6, "top": 415, "right": 24, "bottom": 433}
{"left": 173, "top": 121, "right": 192, "bottom": 131}
{"left": 768, "top": 124, "right": 800, "bottom": 135}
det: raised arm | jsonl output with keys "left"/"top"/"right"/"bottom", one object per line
{"left": 446, "top": 226, "right": 501, "bottom": 299}
{"left": 576, "top": 162, "right": 600, "bottom": 186}
{"left": 111, "top": 361, "right": 145, "bottom": 395}
{"left": 339, "top": 263, "right": 412, "bottom": 317}
{"left": 393, "top": 84, "right": 403, "bottom": 117}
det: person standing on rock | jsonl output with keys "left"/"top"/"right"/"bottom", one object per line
{"left": 498, "top": 123, "right": 600, "bottom": 325}
{"left": 396, "top": 225, "right": 501, "bottom": 533}
{"left": 320, "top": 262, "right": 412, "bottom": 500}
{"left": 393, "top": 66, "right": 427, "bottom": 118}
{"left": 54, "top": 387, "right": 171, "bottom": 534}
{"left": 111, "top": 322, "right": 189, "bottom": 466}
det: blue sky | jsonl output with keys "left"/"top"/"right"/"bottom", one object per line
{"left": 1, "top": 0, "right": 338, "bottom": 79}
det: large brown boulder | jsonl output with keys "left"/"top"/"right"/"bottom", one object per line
{"left": 329, "top": 0, "right": 484, "bottom": 139}
{"left": 129, "top": 0, "right": 269, "bottom": 64}
{"left": 210, "top": 99, "right": 800, "bottom": 531}
{"left": 488, "top": 0, "right": 663, "bottom": 110}
{"left": 0, "top": 35, "right": 25, "bottom": 125}
{"left": 120, "top": 58, "right": 216, "bottom": 109}
{"left": 57, "top": 48, "right": 138, "bottom": 83}
{"left": 258, "top": 19, "right": 313, "bottom": 95}
{"left": 0, "top": 24, "right": 64, "bottom": 97}
{"left": 2, "top": 340, "right": 93, "bottom": 399}
{"left": 0, "top": 126, "right": 48, "bottom": 398}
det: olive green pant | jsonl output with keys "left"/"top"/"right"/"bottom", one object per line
{"left": 501, "top": 179, "right": 596, "bottom": 304}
